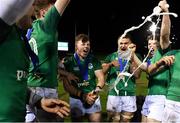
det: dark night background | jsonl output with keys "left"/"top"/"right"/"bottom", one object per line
{"left": 58, "top": 0, "right": 180, "bottom": 57}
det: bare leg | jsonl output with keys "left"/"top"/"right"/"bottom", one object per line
{"left": 87, "top": 112, "right": 101, "bottom": 122}
{"left": 141, "top": 115, "right": 147, "bottom": 122}
{"left": 107, "top": 111, "right": 121, "bottom": 122}
{"left": 121, "top": 111, "right": 134, "bottom": 122}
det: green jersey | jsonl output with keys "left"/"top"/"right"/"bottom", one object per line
{"left": 0, "top": 25, "right": 29, "bottom": 121}
{"left": 64, "top": 54, "right": 102, "bottom": 95}
{"left": 104, "top": 52, "right": 136, "bottom": 96}
{"left": 27, "top": 6, "right": 61, "bottom": 88}
{"left": 148, "top": 48, "right": 170, "bottom": 95}
{"left": 164, "top": 50, "right": 180, "bottom": 102}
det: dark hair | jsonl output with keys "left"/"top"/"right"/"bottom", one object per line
{"left": 146, "top": 33, "right": 160, "bottom": 41}
{"left": 118, "top": 33, "right": 132, "bottom": 42}
{"left": 123, "top": 33, "right": 132, "bottom": 40}
{"left": 75, "top": 34, "right": 90, "bottom": 43}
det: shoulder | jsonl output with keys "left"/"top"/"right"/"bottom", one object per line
{"left": 106, "top": 52, "right": 117, "bottom": 58}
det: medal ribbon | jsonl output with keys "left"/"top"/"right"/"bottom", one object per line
{"left": 74, "top": 53, "right": 89, "bottom": 81}
{"left": 118, "top": 57, "right": 127, "bottom": 72}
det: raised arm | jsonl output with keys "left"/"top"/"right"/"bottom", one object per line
{"left": 159, "top": 0, "right": 171, "bottom": 49}
{"left": 55, "top": 0, "right": 70, "bottom": 16}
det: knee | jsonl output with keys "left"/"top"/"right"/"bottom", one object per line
{"left": 112, "top": 114, "right": 121, "bottom": 122}
{"left": 121, "top": 113, "right": 134, "bottom": 122}
{"left": 107, "top": 112, "right": 120, "bottom": 122}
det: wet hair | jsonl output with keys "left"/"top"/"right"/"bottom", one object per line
{"left": 147, "top": 34, "right": 160, "bottom": 48}
{"left": 118, "top": 33, "right": 132, "bottom": 42}
{"left": 117, "top": 33, "right": 132, "bottom": 50}
{"left": 146, "top": 33, "right": 160, "bottom": 41}
{"left": 117, "top": 33, "right": 133, "bottom": 50}
{"left": 75, "top": 34, "right": 90, "bottom": 43}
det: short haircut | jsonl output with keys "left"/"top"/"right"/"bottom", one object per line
{"left": 118, "top": 33, "right": 132, "bottom": 42}
{"left": 117, "top": 33, "right": 132, "bottom": 46}
{"left": 147, "top": 34, "right": 160, "bottom": 48}
{"left": 75, "top": 34, "right": 90, "bottom": 43}
{"left": 146, "top": 33, "right": 160, "bottom": 41}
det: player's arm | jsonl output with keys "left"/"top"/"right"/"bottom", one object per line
{"left": 27, "top": 89, "right": 70, "bottom": 118}
{"left": 55, "top": 0, "right": 70, "bottom": 16}
{"left": 95, "top": 69, "right": 105, "bottom": 90}
{"left": 147, "top": 55, "right": 175, "bottom": 74}
{"left": 159, "top": 0, "right": 171, "bottom": 49}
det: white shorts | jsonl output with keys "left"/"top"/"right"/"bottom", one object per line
{"left": 30, "top": 87, "right": 58, "bottom": 98}
{"left": 106, "top": 96, "right": 137, "bottom": 112}
{"left": 141, "top": 95, "right": 166, "bottom": 121}
{"left": 162, "top": 99, "right": 180, "bottom": 122}
{"left": 25, "top": 110, "right": 36, "bottom": 122}
{"left": 70, "top": 96, "right": 101, "bottom": 117}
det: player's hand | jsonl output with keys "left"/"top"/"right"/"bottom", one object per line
{"left": 158, "top": 55, "right": 175, "bottom": 66}
{"left": 83, "top": 92, "right": 97, "bottom": 105}
{"left": 111, "top": 60, "right": 120, "bottom": 67}
{"left": 40, "top": 98, "right": 70, "bottom": 118}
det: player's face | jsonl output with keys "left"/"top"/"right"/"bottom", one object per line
{"left": 148, "top": 39, "right": 158, "bottom": 51}
{"left": 40, "top": 4, "right": 52, "bottom": 18}
{"left": 148, "top": 39, "right": 158, "bottom": 56}
{"left": 118, "top": 38, "right": 131, "bottom": 51}
{"left": 75, "top": 40, "right": 90, "bottom": 59}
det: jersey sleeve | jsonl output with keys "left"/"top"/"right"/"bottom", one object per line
{"left": 103, "top": 54, "right": 112, "bottom": 64}
{"left": 42, "top": 6, "right": 61, "bottom": 33}
{"left": 92, "top": 57, "right": 102, "bottom": 71}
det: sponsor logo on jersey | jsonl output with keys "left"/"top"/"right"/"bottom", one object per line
{"left": 77, "top": 81, "right": 89, "bottom": 87}
{"left": 88, "top": 63, "right": 93, "bottom": 69}
{"left": 16, "top": 70, "right": 28, "bottom": 81}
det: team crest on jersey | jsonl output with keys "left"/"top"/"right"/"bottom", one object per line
{"left": 88, "top": 63, "right": 93, "bottom": 69}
